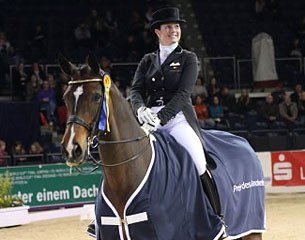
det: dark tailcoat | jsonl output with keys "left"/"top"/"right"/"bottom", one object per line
{"left": 130, "top": 45, "right": 203, "bottom": 140}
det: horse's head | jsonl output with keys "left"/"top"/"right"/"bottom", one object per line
{"left": 59, "top": 53, "right": 109, "bottom": 166}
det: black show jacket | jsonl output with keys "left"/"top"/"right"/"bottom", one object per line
{"left": 130, "top": 45, "right": 203, "bottom": 140}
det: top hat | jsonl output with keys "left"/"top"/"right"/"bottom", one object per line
{"left": 150, "top": 7, "right": 186, "bottom": 30}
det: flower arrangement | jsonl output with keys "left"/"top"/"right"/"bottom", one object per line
{"left": 0, "top": 171, "right": 23, "bottom": 208}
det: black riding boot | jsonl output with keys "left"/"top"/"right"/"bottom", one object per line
{"left": 200, "top": 171, "right": 222, "bottom": 217}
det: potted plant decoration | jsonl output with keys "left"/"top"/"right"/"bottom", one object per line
{"left": 0, "top": 170, "right": 30, "bottom": 227}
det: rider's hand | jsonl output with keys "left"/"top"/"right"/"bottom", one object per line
{"left": 142, "top": 116, "right": 161, "bottom": 133}
{"left": 137, "top": 106, "right": 157, "bottom": 125}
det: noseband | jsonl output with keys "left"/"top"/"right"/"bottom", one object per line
{"left": 66, "top": 77, "right": 149, "bottom": 173}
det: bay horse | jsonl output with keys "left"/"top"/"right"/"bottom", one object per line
{"left": 60, "top": 54, "right": 265, "bottom": 240}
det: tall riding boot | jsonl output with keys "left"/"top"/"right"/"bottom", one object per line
{"left": 200, "top": 171, "right": 222, "bottom": 217}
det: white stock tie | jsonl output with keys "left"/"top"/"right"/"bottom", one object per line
{"left": 159, "top": 43, "right": 178, "bottom": 64}
{"left": 160, "top": 50, "right": 170, "bottom": 64}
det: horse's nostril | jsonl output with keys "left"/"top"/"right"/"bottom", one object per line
{"left": 73, "top": 143, "right": 83, "bottom": 159}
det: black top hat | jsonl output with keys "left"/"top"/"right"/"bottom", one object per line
{"left": 150, "top": 7, "right": 186, "bottom": 30}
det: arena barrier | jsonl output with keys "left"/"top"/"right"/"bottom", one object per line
{"left": 0, "top": 150, "right": 304, "bottom": 227}
{"left": 1, "top": 150, "right": 304, "bottom": 211}
{"left": 258, "top": 150, "right": 305, "bottom": 193}
{"left": 0, "top": 163, "right": 102, "bottom": 209}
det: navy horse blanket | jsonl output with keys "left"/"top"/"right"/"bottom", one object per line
{"left": 202, "top": 130, "right": 265, "bottom": 238}
{"left": 95, "top": 130, "right": 265, "bottom": 240}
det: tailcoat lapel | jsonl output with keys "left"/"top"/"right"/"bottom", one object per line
{"left": 151, "top": 51, "right": 162, "bottom": 73}
{"left": 162, "top": 45, "right": 183, "bottom": 66}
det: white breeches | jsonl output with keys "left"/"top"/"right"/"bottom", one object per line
{"left": 152, "top": 107, "right": 207, "bottom": 175}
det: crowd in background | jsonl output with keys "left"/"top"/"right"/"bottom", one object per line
{"left": 1, "top": 0, "right": 305, "bottom": 166}
{"left": 193, "top": 78, "right": 305, "bottom": 131}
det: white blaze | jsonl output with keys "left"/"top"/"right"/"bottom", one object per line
{"left": 73, "top": 85, "right": 84, "bottom": 112}
{"left": 66, "top": 85, "right": 84, "bottom": 158}
{"left": 67, "top": 125, "right": 76, "bottom": 158}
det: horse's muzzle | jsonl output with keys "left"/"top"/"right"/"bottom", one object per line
{"left": 61, "top": 142, "right": 86, "bottom": 166}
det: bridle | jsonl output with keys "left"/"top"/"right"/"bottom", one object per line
{"left": 66, "top": 75, "right": 149, "bottom": 173}
{"left": 67, "top": 78, "right": 105, "bottom": 144}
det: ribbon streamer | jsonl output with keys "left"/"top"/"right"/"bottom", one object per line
{"left": 98, "top": 74, "right": 111, "bottom": 132}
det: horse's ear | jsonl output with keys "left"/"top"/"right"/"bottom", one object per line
{"left": 58, "top": 53, "right": 73, "bottom": 75}
{"left": 87, "top": 53, "right": 100, "bottom": 75}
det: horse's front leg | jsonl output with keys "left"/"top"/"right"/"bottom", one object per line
{"left": 242, "top": 233, "right": 262, "bottom": 240}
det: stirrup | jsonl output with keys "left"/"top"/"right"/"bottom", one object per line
{"left": 86, "top": 220, "right": 96, "bottom": 238}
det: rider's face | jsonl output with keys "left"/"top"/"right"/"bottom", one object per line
{"left": 154, "top": 22, "right": 181, "bottom": 46}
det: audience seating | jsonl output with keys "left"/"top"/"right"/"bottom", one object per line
{"left": 228, "top": 128, "right": 305, "bottom": 152}
{"left": 291, "top": 128, "right": 305, "bottom": 150}
{"left": 191, "top": 0, "right": 305, "bottom": 88}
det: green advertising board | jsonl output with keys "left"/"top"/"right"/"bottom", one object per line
{"left": 0, "top": 163, "right": 102, "bottom": 208}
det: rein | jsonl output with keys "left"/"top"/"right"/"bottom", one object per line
{"left": 68, "top": 77, "right": 149, "bottom": 172}
{"left": 97, "top": 139, "right": 150, "bottom": 167}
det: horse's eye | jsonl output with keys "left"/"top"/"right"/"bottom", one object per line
{"left": 93, "top": 93, "right": 102, "bottom": 102}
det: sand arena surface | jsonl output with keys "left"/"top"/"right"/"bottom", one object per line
{"left": 0, "top": 193, "right": 304, "bottom": 240}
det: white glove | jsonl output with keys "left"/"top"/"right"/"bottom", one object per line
{"left": 137, "top": 106, "right": 157, "bottom": 125}
{"left": 142, "top": 116, "right": 161, "bottom": 133}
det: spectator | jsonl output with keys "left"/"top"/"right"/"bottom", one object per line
{"left": 99, "top": 56, "right": 112, "bottom": 75}
{"left": 0, "top": 139, "right": 8, "bottom": 166}
{"left": 219, "top": 87, "right": 236, "bottom": 115}
{"left": 29, "top": 62, "right": 46, "bottom": 85}
{"left": 236, "top": 89, "right": 255, "bottom": 116}
{"left": 193, "top": 95, "right": 215, "bottom": 129}
{"left": 192, "top": 75, "right": 208, "bottom": 101}
{"left": 86, "top": 9, "right": 103, "bottom": 31}
{"left": 74, "top": 21, "right": 91, "bottom": 45}
{"left": 47, "top": 73, "right": 59, "bottom": 94}
{"left": 271, "top": 84, "right": 285, "bottom": 104}
{"left": 290, "top": 83, "right": 303, "bottom": 103}
{"left": 12, "top": 62, "right": 28, "bottom": 101}
{"left": 26, "top": 74, "right": 40, "bottom": 102}
{"left": 279, "top": 94, "right": 298, "bottom": 126}
{"left": 207, "top": 77, "right": 220, "bottom": 103}
{"left": 37, "top": 80, "right": 57, "bottom": 125}
{"left": 28, "top": 141, "right": 44, "bottom": 154}
{"left": 28, "top": 141, "right": 44, "bottom": 163}
{"left": 209, "top": 95, "right": 227, "bottom": 129}
{"left": 11, "top": 141, "right": 26, "bottom": 163}
{"left": 290, "top": 38, "right": 303, "bottom": 57}
{"left": 259, "top": 94, "right": 280, "bottom": 128}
